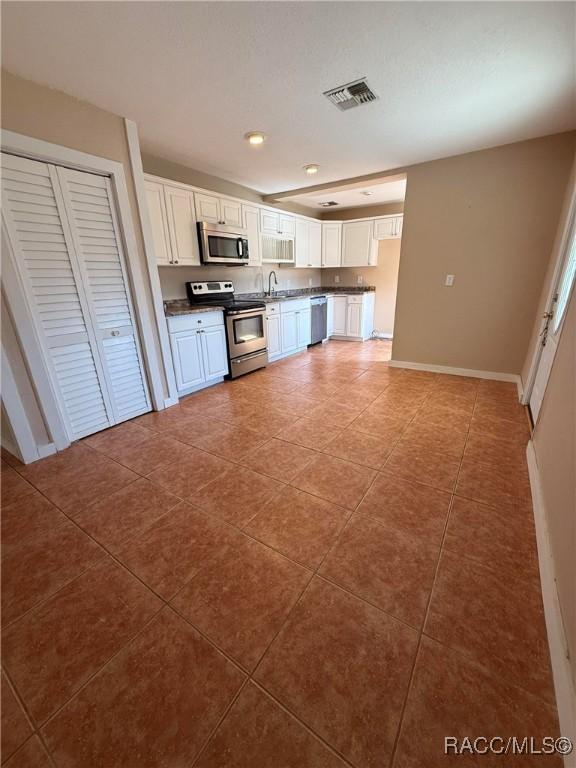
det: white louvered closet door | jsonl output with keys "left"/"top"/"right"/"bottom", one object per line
{"left": 55, "top": 167, "right": 150, "bottom": 423}
{"left": 1, "top": 153, "right": 150, "bottom": 441}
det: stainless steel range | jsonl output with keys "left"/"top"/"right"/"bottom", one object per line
{"left": 186, "top": 281, "right": 268, "bottom": 378}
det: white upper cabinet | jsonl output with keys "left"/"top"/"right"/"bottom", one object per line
{"left": 145, "top": 180, "right": 199, "bottom": 266}
{"left": 295, "top": 218, "right": 321, "bottom": 268}
{"left": 308, "top": 220, "right": 322, "bottom": 267}
{"left": 164, "top": 185, "right": 200, "bottom": 266}
{"left": 145, "top": 180, "right": 172, "bottom": 265}
{"left": 260, "top": 209, "right": 295, "bottom": 237}
{"left": 243, "top": 205, "right": 261, "bottom": 267}
{"left": 322, "top": 221, "right": 342, "bottom": 267}
{"left": 374, "top": 215, "right": 403, "bottom": 240}
{"left": 194, "top": 192, "right": 242, "bottom": 227}
{"left": 342, "top": 220, "right": 378, "bottom": 267}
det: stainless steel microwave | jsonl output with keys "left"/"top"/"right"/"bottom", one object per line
{"left": 197, "top": 222, "right": 249, "bottom": 266}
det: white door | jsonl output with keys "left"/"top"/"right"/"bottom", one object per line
{"left": 144, "top": 180, "right": 172, "bottom": 265}
{"left": 333, "top": 296, "right": 347, "bottom": 335}
{"left": 220, "top": 198, "right": 242, "bottom": 227}
{"left": 322, "top": 222, "right": 342, "bottom": 267}
{"left": 279, "top": 214, "right": 296, "bottom": 237}
{"left": 200, "top": 326, "right": 228, "bottom": 380}
{"left": 297, "top": 308, "right": 311, "bottom": 347}
{"left": 281, "top": 311, "right": 298, "bottom": 353}
{"left": 529, "top": 207, "right": 576, "bottom": 421}
{"left": 266, "top": 314, "right": 281, "bottom": 357}
{"left": 1, "top": 153, "right": 151, "bottom": 439}
{"left": 295, "top": 218, "right": 309, "bottom": 268}
{"left": 326, "top": 296, "right": 335, "bottom": 336}
{"left": 243, "top": 205, "right": 261, "bottom": 267}
{"left": 347, "top": 302, "right": 362, "bottom": 337}
{"left": 170, "top": 330, "right": 205, "bottom": 390}
{"left": 164, "top": 185, "right": 200, "bottom": 266}
{"left": 195, "top": 192, "right": 220, "bottom": 224}
{"left": 374, "top": 217, "right": 396, "bottom": 240}
{"left": 342, "top": 220, "right": 374, "bottom": 266}
{"left": 308, "top": 222, "right": 322, "bottom": 268}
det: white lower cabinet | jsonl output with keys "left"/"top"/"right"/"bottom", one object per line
{"left": 332, "top": 296, "right": 348, "bottom": 335}
{"left": 327, "top": 296, "right": 335, "bottom": 336}
{"left": 280, "top": 311, "right": 299, "bottom": 354}
{"left": 265, "top": 304, "right": 282, "bottom": 360}
{"left": 167, "top": 311, "right": 228, "bottom": 394}
{"left": 266, "top": 299, "right": 311, "bottom": 361}
{"left": 329, "top": 293, "right": 375, "bottom": 341}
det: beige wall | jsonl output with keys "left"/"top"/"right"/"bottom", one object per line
{"left": 1, "top": 70, "right": 170, "bottom": 400}
{"left": 522, "top": 154, "right": 576, "bottom": 386}
{"left": 393, "top": 132, "right": 576, "bottom": 373}
{"left": 322, "top": 201, "right": 404, "bottom": 220}
{"left": 532, "top": 287, "right": 575, "bottom": 686}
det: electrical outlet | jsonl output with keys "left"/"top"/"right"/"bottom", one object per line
{"left": 357, "top": 275, "right": 364, "bottom": 285}
{"left": 308, "top": 277, "right": 312, "bottom": 287}
{"left": 334, "top": 274, "right": 340, "bottom": 284}
{"left": 445, "top": 274, "right": 455, "bottom": 287}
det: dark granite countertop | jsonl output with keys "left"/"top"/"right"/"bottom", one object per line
{"left": 164, "top": 286, "right": 375, "bottom": 316}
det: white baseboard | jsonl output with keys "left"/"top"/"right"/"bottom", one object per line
{"left": 37, "top": 443, "right": 57, "bottom": 460}
{"left": 163, "top": 396, "right": 180, "bottom": 409}
{"left": 390, "top": 359, "right": 521, "bottom": 385}
{"left": 372, "top": 331, "right": 393, "bottom": 340}
{"left": 526, "top": 441, "right": 576, "bottom": 767}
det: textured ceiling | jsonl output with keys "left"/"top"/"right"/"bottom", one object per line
{"left": 3, "top": 1, "right": 575, "bottom": 194}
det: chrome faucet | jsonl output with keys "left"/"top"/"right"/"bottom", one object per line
{"left": 268, "top": 270, "right": 278, "bottom": 296}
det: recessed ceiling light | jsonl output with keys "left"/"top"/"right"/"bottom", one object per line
{"left": 303, "top": 164, "right": 319, "bottom": 175}
{"left": 362, "top": 191, "right": 374, "bottom": 196}
{"left": 244, "top": 131, "right": 266, "bottom": 146}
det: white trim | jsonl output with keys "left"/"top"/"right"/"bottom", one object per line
{"left": 372, "top": 331, "right": 393, "bottom": 340}
{"left": 526, "top": 441, "right": 576, "bottom": 767}
{"left": 390, "top": 359, "right": 521, "bottom": 387}
{"left": 125, "top": 120, "right": 178, "bottom": 406}
{"left": 1, "top": 347, "right": 41, "bottom": 464}
{"left": 163, "top": 396, "right": 180, "bottom": 408}
{"left": 522, "top": 182, "right": 576, "bottom": 406}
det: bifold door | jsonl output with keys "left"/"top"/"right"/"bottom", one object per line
{"left": 1, "top": 153, "right": 151, "bottom": 441}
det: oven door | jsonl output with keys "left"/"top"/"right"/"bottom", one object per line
{"left": 226, "top": 309, "right": 267, "bottom": 358}
{"left": 199, "top": 226, "right": 249, "bottom": 265}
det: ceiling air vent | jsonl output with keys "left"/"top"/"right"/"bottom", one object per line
{"left": 323, "top": 78, "right": 378, "bottom": 111}
{"left": 318, "top": 201, "right": 339, "bottom": 207}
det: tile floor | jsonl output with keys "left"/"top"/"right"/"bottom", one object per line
{"left": 1, "top": 340, "right": 561, "bottom": 767}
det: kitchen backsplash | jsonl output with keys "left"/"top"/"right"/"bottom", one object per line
{"left": 158, "top": 265, "right": 323, "bottom": 299}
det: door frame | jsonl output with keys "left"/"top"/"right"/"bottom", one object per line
{"left": 1, "top": 129, "right": 167, "bottom": 453}
{"left": 522, "top": 181, "right": 576, "bottom": 411}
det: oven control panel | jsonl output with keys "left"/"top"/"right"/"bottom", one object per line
{"left": 187, "top": 281, "right": 234, "bottom": 296}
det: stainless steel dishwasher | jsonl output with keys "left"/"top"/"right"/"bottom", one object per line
{"left": 310, "top": 295, "right": 327, "bottom": 345}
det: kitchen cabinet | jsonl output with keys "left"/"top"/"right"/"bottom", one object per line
{"left": 326, "top": 296, "right": 335, "bottom": 336}
{"left": 322, "top": 222, "right": 342, "bottom": 267}
{"left": 332, "top": 296, "right": 347, "bottom": 335}
{"left": 194, "top": 192, "right": 242, "bottom": 227}
{"left": 145, "top": 179, "right": 200, "bottom": 266}
{"left": 260, "top": 209, "right": 296, "bottom": 237}
{"left": 265, "top": 304, "right": 282, "bottom": 360}
{"left": 167, "top": 311, "right": 228, "bottom": 394}
{"left": 329, "top": 293, "right": 375, "bottom": 341}
{"left": 342, "top": 220, "right": 378, "bottom": 267}
{"left": 346, "top": 300, "right": 362, "bottom": 338}
{"left": 280, "top": 311, "right": 298, "bottom": 354}
{"left": 295, "top": 218, "right": 322, "bottom": 268}
{"left": 243, "top": 204, "right": 261, "bottom": 267}
{"left": 374, "top": 215, "right": 403, "bottom": 240}
{"left": 297, "top": 308, "right": 312, "bottom": 346}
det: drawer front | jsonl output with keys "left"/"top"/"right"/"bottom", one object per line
{"left": 280, "top": 298, "right": 311, "bottom": 314}
{"left": 346, "top": 295, "right": 364, "bottom": 304}
{"left": 166, "top": 311, "right": 224, "bottom": 333}
{"left": 265, "top": 302, "right": 280, "bottom": 316}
